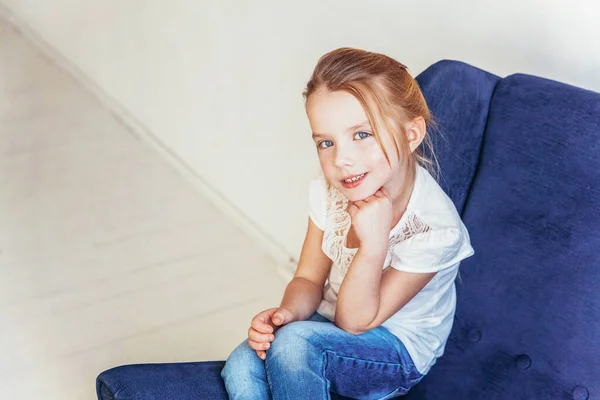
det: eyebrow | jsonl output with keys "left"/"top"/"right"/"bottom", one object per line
{"left": 312, "top": 120, "right": 371, "bottom": 139}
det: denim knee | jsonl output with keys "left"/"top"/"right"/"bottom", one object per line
{"left": 221, "top": 339, "right": 268, "bottom": 399}
{"left": 266, "top": 321, "right": 317, "bottom": 371}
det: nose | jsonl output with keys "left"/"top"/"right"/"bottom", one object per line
{"left": 334, "top": 145, "right": 355, "bottom": 169}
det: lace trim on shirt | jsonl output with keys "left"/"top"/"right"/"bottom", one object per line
{"left": 322, "top": 185, "right": 430, "bottom": 273}
{"left": 388, "top": 212, "right": 431, "bottom": 248}
{"left": 322, "top": 185, "right": 357, "bottom": 274}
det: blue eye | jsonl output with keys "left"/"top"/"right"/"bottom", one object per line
{"left": 318, "top": 140, "right": 334, "bottom": 149}
{"left": 354, "top": 131, "right": 372, "bottom": 140}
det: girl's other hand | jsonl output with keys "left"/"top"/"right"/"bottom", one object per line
{"left": 248, "top": 307, "right": 295, "bottom": 360}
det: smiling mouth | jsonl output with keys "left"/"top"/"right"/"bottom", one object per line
{"left": 340, "top": 173, "right": 368, "bottom": 188}
{"left": 342, "top": 173, "right": 366, "bottom": 183}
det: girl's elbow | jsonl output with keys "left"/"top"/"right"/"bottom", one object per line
{"left": 346, "top": 327, "right": 368, "bottom": 336}
{"left": 334, "top": 317, "right": 368, "bottom": 336}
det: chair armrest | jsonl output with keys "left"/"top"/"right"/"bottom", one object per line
{"left": 96, "top": 361, "right": 228, "bottom": 400}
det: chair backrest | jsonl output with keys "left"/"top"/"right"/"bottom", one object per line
{"left": 415, "top": 59, "right": 500, "bottom": 214}
{"left": 411, "top": 61, "right": 600, "bottom": 399}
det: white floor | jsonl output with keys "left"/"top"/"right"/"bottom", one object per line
{"left": 0, "top": 18, "right": 287, "bottom": 400}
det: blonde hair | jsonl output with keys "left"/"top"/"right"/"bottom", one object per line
{"left": 302, "top": 47, "right": 441, "bottom": 185}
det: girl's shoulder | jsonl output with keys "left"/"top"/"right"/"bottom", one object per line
{"left": 409, "top": 165, "right": 464, "bottom": 231}
{"left": 389, "top": 165, "right": 475, "bottom": 273}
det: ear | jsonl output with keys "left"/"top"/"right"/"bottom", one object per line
{"left": 406, "top": 116, "right": 426, "bottom": 153}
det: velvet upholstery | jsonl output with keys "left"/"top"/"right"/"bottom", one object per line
{"left": 415, "top": 59, "right": 500, "bottom": 214}
{"left": 404, "top": 71, "right": 600, "bottom": 400}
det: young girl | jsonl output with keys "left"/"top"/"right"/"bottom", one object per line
{"left": 221, "top": 47, "right": 474, "bottom": 399}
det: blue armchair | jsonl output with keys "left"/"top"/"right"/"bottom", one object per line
{"left": 96, "top": 60, "right": 600, "bottom": 399}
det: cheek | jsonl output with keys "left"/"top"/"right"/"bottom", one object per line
{"left": 317, "top": 152, "right": 330, "bottom": 168}
{"left": 318, "top": 154, "right": 337, "bottom": 179}
{"left": 366, "top": 143, "right": 393, "bottom": 173}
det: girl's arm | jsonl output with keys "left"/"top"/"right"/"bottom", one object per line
{"left": 279, "top": 217, "right": 332, "bottom": 322}
{"left": 334, "top": 188, "right": 436, "bottom": 335}
{"left": 335, "top": 246, "right": 435, "bottom": 335}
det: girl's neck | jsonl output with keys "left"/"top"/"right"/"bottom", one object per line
{"left": 389, "top": 163, "right": 417, "bottom": 229}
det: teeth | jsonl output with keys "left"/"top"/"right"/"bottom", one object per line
{"left": 344, "top": 173, "right": 365, "bottom": 183}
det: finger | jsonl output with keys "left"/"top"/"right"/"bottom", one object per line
{"left": 271, "top": 314, "right": 283, "bottom": 326}
{"left": 248, "top": 339, "right": 262, "bottom": 350}
{"left": 248, "top": 327, "right": 274, "bottom": 342}
{"left": 257, "top": 311, "right": 275, "bottom": 325}
{"left": 271, "top": 309, "right": 289, "bottom": 326}
{"left": 248, "top": 328, "right": 275, "bottom": 343}
{"left": 251, "top": 317, "right": 273, "bottom": 334}
{"left": 256, "top": 350, "right": 266, "bottom": 360}
{"left": 248, "top": 339, "right": 271, "bottom": 351}
{"left": 379, "top": 187, "right": 391, "bottom": 198}
{"left": 373, "top": 189, "right": 386, "bottom": 198}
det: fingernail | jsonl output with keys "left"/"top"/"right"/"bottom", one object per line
{"left": 263, "top": 343, "right": 270, "bottom": 349}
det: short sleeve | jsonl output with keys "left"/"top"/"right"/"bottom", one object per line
{"left": 308, "top": 178, "right": 327, "bottom": 231}
{"left": 390, "top": 227, "right": 474, "bottom": 273}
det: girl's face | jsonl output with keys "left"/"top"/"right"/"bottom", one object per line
{"left": 306, "top": 88, "right": 404, "bottom": 202}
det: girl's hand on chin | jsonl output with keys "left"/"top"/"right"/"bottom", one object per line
{"left": 347, "top": 187, "right": 392, "bottom": 255}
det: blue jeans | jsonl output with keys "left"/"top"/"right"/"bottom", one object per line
{"left": 221, "top": 312, "right": 423, "bottom": 399}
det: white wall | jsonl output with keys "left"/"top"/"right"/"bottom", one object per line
{"left": 3, "top": 0, "right": 599, "bottom": 265}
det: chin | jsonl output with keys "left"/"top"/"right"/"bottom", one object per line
{"left": 339, "top": 184, "right": 379, "bottom": 202}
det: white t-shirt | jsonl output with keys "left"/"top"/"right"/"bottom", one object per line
{"left": 308, "top": 164, "right": 475, "bottom": 375}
